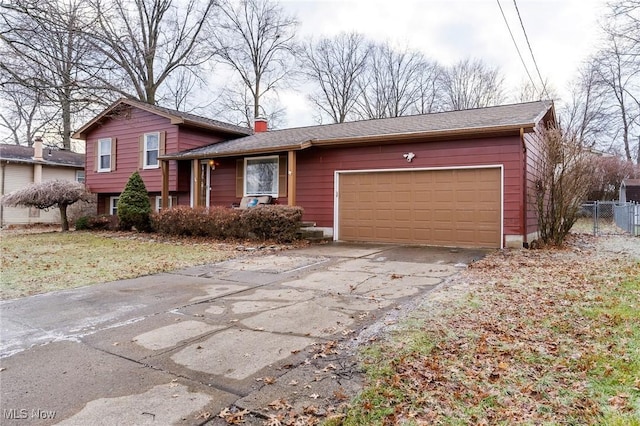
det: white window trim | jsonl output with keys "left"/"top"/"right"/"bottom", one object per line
{"left": 109, "top": 196, "right": 119, "bottom": 215}
{"left": 244, "top": 155, "right": 279, "bottom": 197}
{"left": 155, "top": 195, "right": 174, "bottom": 212}
{"left": 143, "top": 132, "right": 160, "bottom": 169}
{"left": 97, "top": 138, "right": 112, "bottom": 172}
{"left": 75, "top": 170, "right": 85, "bottom": 183}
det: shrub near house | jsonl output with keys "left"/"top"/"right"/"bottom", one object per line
{"left": 152, "top": 205, "right": 303, "bottom": 243}
{"left": 117, "top": 171, "right": 152, "bottom": 232}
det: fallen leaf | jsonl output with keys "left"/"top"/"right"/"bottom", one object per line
{"left": 218, "top": 407, "right": 249, "bottom": 424}
{"left": 309, "top": 393, "right": 319, "bottom": 399}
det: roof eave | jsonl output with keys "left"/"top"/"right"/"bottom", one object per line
{"left": 159, "top": 125, "right": 531, "bottom": 160}
{"left": 309, "top": 124, "right": 532, "bottom": 147}
{"left": 160, "top": 142, "right": 311, "bottom": 160}
{"left": 72, "top": 98, "right": 252, "bottom": 139}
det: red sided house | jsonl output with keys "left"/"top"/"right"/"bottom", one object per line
{"left": 73, "top": 99, "right": 252, "bottom": 215}
{"left": 74, "top": 99, "right": 556, "bottom": 249}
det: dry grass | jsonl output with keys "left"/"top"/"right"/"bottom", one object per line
{"left": 0, "top": 229, "right": 295, "bottom": 300}
{"left": 329, "top": 234, "right": 640, "bottom": 425}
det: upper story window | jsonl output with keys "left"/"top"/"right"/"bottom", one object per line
{"left": 245, "top": 156, "right": 279, "bottom": 196}
{"left": 143, "top": 132, "right": 160, "bottom": 169}
{"left": 97, "top": 138, "right": 112, "bottom": 172}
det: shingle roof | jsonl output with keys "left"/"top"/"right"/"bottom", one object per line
{"left": 165, "top": 101, "right": 554, "bottom": 159}
{"left": 0, "top": 144, "right": 85, "bottom": 168}
{"left": 72, "top": 98, "right": 252, "bottom": 139}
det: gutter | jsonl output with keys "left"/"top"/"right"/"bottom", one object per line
{"left": 160, "top": 124, "right": 535, "bottom": 161}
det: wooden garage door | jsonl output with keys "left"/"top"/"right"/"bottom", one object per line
{"left": 338, "top": 168, "right": 501, "bottom": 248}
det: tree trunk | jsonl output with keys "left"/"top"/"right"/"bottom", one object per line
{"left": 59, "top": 203, "right": 69, "bottom": 231}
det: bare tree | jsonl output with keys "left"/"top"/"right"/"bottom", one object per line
{"left": 0, "top": 80, "right": 54, "bottom": 145}
{"left": 214, "top": 80, "right": 286, "bottom": 128}
{"left": 592, "top": 35, "right": 639, "bottom": 162}
{"left": 1, "top": 0, "right": 99, "bottom": 149}
{"left": 532, "top": 127, "right": 596, "bottom": 246}
{"left": 1, "top": 180, "right": 92, "bottom": 231}
{"left": 441, "top": 58, "right": 506, "bottom": 111}
{"left": 582, "top": 0, "right": 640, "bottom": 162}
{"left": 302, "top": 32, "right": 370, "bottom": 124}
{"left": 212, "top": 0, "right": 298, "bottom": 121}
{"left": 413, "top": 60, "right": 445, "bottom": 115}
{"left": 589, "top": 155, "right": 639, "bottom": 200}
{"left": 356, "top": 42, "right": 429, "bottom": 119}
{"left": 87, "top": 0, "right": 216, "bottom": 105}
{"left": 609, "top": 0, "right": 640, "bottom": 48}
{"left": 559, "top": 63, "right": 611, "bottom": 150}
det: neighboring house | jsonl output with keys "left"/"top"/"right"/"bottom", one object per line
{"left": 0, "top": 139, "right": 85, "bottom": 227}
{"left": 72, "top": 98, "right": 252, "bottom": 216}
{"left": 620, "top": 179, "right": 640, "bottom": 203}
{"left": 76, "top": 99, "right": 556, "bottom": 249}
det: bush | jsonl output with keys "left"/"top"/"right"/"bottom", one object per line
{"left": 152, "top": 206, "right": 241, "bottom": 237}
{"left": 152, "top": 205, "right": 304, "bottom": 242}
{"left": 75, "top": 214, "right": 118, "bottom": 231}
{"left": 117, "top": 171, "right": 152, "bottom": 232}
{"left": 240, "top": 205, "right": 304, "bottom": 242}
{"left": 68, "top": 195, "right": 97, "bottom": 227}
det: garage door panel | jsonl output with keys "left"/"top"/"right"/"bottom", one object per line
{"left": 338, "top": 168, "right": 501, "bottom": 248}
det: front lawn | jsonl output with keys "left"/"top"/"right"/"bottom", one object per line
{"left": 331, "top": 234, "right": 640, "bottom": 425}
{"left": 0, "top": 230, "right": 253, "bottom": 300}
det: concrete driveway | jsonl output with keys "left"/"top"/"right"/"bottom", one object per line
{"left": 0, "top": 243, "right": 487, "bottom": 425}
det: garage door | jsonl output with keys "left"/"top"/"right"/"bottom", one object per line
{"left": 337, "top": 168, "right": 501, "bottom": 248}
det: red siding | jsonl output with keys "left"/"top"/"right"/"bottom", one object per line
{"left": 210, "top": 158, "right": 237, "bottom": 207}
{"left": 294, "top": 137, "right": 524, "bottom": 237}
{"left": 206, "top": 136, "right": 527, "bottom": 240}
{"left": 84, "top": 106, "right": 235, "bottom": 199}
{"left": 525, "top": 125, "right": 545, "bottom": 237}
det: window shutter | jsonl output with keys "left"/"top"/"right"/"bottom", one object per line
{"left": 278, "top": 155, "right": 287, "bottom": 197}
{"left": 139, "top": 135, "right": 144, "bottom": 169}
{"left": 110, "top": 138, "right": 117, "bottom": 171}
{"left": 236, "top": 159, "right": 244, "bottom": 197}
{"left": 93, "top": 140, "right": 98, "bottom": 172}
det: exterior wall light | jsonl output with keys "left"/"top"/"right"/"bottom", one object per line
{"left": 403, "top": 152, "right": 416, "bottom": 162}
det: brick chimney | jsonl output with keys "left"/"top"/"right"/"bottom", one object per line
{"left": 254, "top": 117, "right": 268, "bottom": 133}
{"left": 33, "top": 136, "right": 43, "bottom": 161}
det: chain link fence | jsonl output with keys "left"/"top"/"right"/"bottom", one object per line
{"left": 578, "top": 201, "right": 640, "bottom": 236}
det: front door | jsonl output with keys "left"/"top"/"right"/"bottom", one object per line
{"left": 198, "top": 160, "right": 211, "bottom": 207}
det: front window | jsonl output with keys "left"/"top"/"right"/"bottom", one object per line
{"left": 76, "top": 170, "right": 85, "bottom": 183}
{"left": 98, "top": 138, "right": 112, "bottom": 172}
{"left": 144, "top": 132, "right": 159, "bottom": 169}
{"left": 109, "top": 196, "right": 119, "bottom": 215}
{"left": 245, "top": 156, "right": 278, "bottom": 196}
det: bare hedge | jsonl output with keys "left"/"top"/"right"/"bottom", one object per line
{"left": 152, "top": 205, "right": 304, "bottom": 243}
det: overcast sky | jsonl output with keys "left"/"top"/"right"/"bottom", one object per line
{"left": 276, "top": 0, "right": 609, "bottom": 127}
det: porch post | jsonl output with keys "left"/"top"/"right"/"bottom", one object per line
{"left": 287, "top": 150, "right": 296, "bottom": 206}
{"left": 192, "top": 159, "right": 201, "bottom": 207}
{"left": 161, "top": 160, "right": 169, "bottom": 209}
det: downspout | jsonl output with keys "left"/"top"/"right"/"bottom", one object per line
{"left": 521, "top": 127, "right": 528, "bottom": 248}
